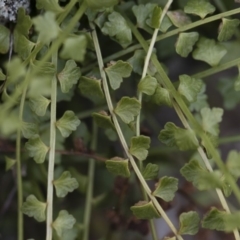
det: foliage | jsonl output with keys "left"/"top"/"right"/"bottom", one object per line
{"left": 1, "top": 1, "right": 240, "bottom": 240}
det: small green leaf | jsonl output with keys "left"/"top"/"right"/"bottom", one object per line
{"left": 159, "top": 122, "right": 199, "bottom": 151}
{"left": 176, "top": 32, "right": 199, "bottom": 57}
{"left": 152, "top": 86, "right": 172, "bottom": 107}
{"left": 21, "top": 122, "right": 38, "bottom": 139}
{"left": 167, "top": 10, "right": 191, "bottom": 28}
{"left": 203, "top": 208, "right": 240, "bottom": 231}
{"left": 0, "top": 25, "right": 10, "bottom": 54}
{"left": 33, "top": 11, "right": 60, "bottom": 44}
{"left": 92, "top": 112, "right": 115, "bottom": 129}
{"left": 178, "top": 75, "right": 203, "bottom": 103}
{"left": 15, "top": 8, "right": 32, "bottom": 36}
{"left": 200, "top": 107, "right": 223, "bottom": 136}
{"left": 102, "top": 11, "right": 132, "bottom": 48}
{"left": 179, "top": 211, "right": 200, "bottom": 235}
{"left": 132, "top": 3, "right": 156, "bottom": 32}
{"left": 106, "top": 157, "right": 130, "bottom": 178}
{"left": 22, "top": 195, "right": 46, "bottom": 222}
{"left": 131, "top": 201, "right": 160, "bottom": 219}
{"left": 226, "top": 150, "right": 240, "bottom": 179}
{"left": 0, "top": 68, "right": 6, "bottom": 81}
{"left": 150, "top": 6, "right": 162, "bottom": 29}
{"left": 60, "top": 35, "right": 87, "bottom": 62}
{"left": 138, "top": 75, "right": 158, "bottom": 95}
{"left": 29, "top": 95, "right": 50, "bottom": 116}
{"left": 114, "top": 97, "right": 141, "bottom": 124}
{"left": 56, "top": 111, "right": 81, "bottom": 138}
{"left": 218, "top": 18, "right": 240, "bottom": 42}
{"left": 184, "top": 0, "right": 216, "bottom": 19}
{"left": 128, "top": 50, "right": 157, "bottom": 76}
{"left": 129, "top": 135, "right": 150, "bottom": 161}
{"left": 78, "top": 76, "right": 104, "bottom": 103}
{"left": 153, "top": 177, "right": 178, "bottom": 202}
{"left": 86, "top": 0, "right": 118, "bottom": 9}
{"left": 105, "top": 60, "right": 132, "bottom": 90}
{"left": 5, "top": 156, "right": 16, "bottom": 171}
{"left": 54, "top": 171, "right": 79, "bottom": 198}
{"left": 192, "top": 37, "right": 227, "bottom": 67}
{"left": 142, "top": 163, "right": 159, "bottom": 180}
{"left": 53, "top": 210, "right": 76, "bottom": 237}
{"left": 25, "top": 135, "right": 49, "bottom": 164}
{"left": 58, "top": 60, "right": 81, "bottom": 93}
{"left": 36, "top": 0, "right": 63, "bottom": 13}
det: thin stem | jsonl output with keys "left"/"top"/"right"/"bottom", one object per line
{"left": 83, "top": 122, "right": 97, "bottom": 240}
{"left": 77, "top": 105, "right": 108, "bottom": 119}
{"left": 219, "top": 135, "right": 240, "bottom": 144}
{"left": 173, "top": 103, "right": 240, "bottom": 240}
{"left": 16, "top": 76, "right": 29, "bottom": 240}
{"left": 46, "top": 49, "right": 58, "bottom": 240}
{"left": 89, "top": 21, "right": 183, "bottom": 240}
{"left": 125, "top": 14, "right": 240, "bottom": 204}
{"left": 82, "top": 7, "right": 240, "bottom": 75}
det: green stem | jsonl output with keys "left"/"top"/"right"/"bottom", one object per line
{"left": 173, "top": 103, "right": 240, "bottom": 240}
{"left": 192, "top": 57, "right": 240, "bottom": 79}
{"left": 77, "top": 105, "right": 108, "bottom": 119}
{"left": 0, "top": 1, "right": 87, "bottom": 122}
{"left": 82, "top": 7, "right": 240, "bottom": 75}
{"left": 83, "top": 122, "right": 97, "bottom": 240}
{"left": 16, "top": 75, "right": 29, "bottom": 240}
{"left": 46, "top": 49, "right": 58, "bottom": 240}
{"left": 125, "top": 14, "right": 240, "bottom": 205}
{"left": 89, "top": 21, "right": 183, "bottom": 240}
{"left": 219, "top": 135, "right": 240, "bottom": 144}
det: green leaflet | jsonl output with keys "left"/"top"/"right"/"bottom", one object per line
{"left": 0, "top": 24, "right": 10, "bottom": 54}
{"left": 102, "top": 11, "right": 132, "bottom": 48}
{"left": 29, "top": 95, "right": 51, "bottom": 116}
{"left": 0, "top": 68, "right": 5, "bottom": 81}
{"left": 129, "top": 135, "right": 151, "bottom": 161}
{"left": 202, "top": 208, "right": 240, "bottom": 232}
{"left": 22, "top": 195, "right": 46, "bottom": 222}
{"left": 114, "top": 97, "right": 141, "bottom": 124}
{"left": 158, "top": 122, "right": 199, "bottom": 151}
{"left": 218, "top": 18, "right": 240, "bottom": 42}
{"left": 167, "top": 10, "right": 191, "bottom": 28}
{"left": 200, "top": 107, "right": 223, "bottom": 136}
{"left": 105, "top": 157, "right": 130, "bottom": 178}
{"left": 36, "top": 0, "right": 63, "bottom": 13}
{"left": 33, "top": 11, "right": 60, "bottom": 44}
{"left": 149, "top": 6, "right": 162, "bottom": 29}
{"left": 58, "top": 60, "right": 81, "bottom": 93}
{"left": 56, "top": 111, "right": 81, "bottom": 138}
{"left": 192, "top": 37, "right": 227, "bottom": 67}
{"left": 179, "top": 211, "right": 200, "bottom": 235}
{"left": 153, "top": 176, "right": 178, "bottom": 202}
{"left": 132, "top": 3, "right": 156, "bottom": 33}
{"left": 60, "top": 35, "right": 87, "bottom": 62}
{"left": 5, "top": 156, "right": 16, "bottom": 171}
{"left": 53, "top": 210, "right": 76, "bottom": 237}
{"left": 226, "top": 150, "right": 240, "bottom": 179}
{"left": 92, "top": 112, "right": 115, "bottom": 129}
{"left": 176, "top": 32, "right": 199, "bottom": 57}
{"left": 184, "top": 0, "right": 215, "bottom": 19}
{"left": 142, "top": 163, "right": 159, "bottom": 180}
{"left": 21, "top": 121, "right": 39, "bottom": 139}
{"left": 86, "top": 0, "right": 118, "bottom": 9}
{"left": 152, "top": 86, "right": 172, "bottom": 107}
{"left": 54, "top": 171, "right": 79, "bottom": 198}
{"left": 138, "top": 75, "right": 158, "bottom": 95}
{"left": 178, "top": 75, "right": 203, "bottom": 103}
{"left": 78, "top": 76, "right": 105, "bottom": 104}
{"left": 25, "top": 135, "right": 49, "bottom": 164}
{"left": 131, "top": 201, "right": 160, "bottom": 219}
{"left": 105, "top": 60, "right": 132, "bottom": 90}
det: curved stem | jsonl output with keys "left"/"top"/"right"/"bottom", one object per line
{"left": 173, "top": 102, "right": 240, "bottom": 240}
{"left": 83, "top": 122, "right": 97, "bottom": 240}
{"left": 89, "top": 21, "right": 183, "bottom": 240}
{"left": 46, "top": 50, "right": 58, "bottom": 240}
